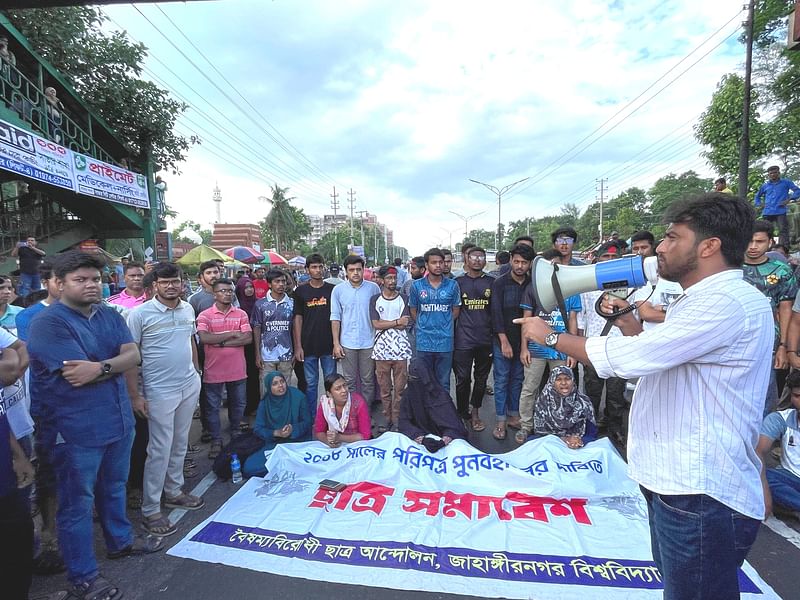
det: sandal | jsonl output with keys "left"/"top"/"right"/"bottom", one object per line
{"left": 515, "top": 430, "right": 528, "bottom": 444}
{"left": 470, "top": 413, "right": 485, "bottom": 432}
{"left": 32, "top": 547, "right": 66, "bottom": 575}
{"left": 492, "top": 424, "right": 507, "bottom": 440}
{"left": 66, "top": 575, "right": 123, "bottom": 600}
{"left": 142, "top": 514, "right": 177, "bottom": 537}
{"left": 164, "top": 492, "right": 204, "bottom": 511}
{"left": 208, "top": 441, "right": 222, "bottom": 460}
{"left": 107, "top": 534, "right": 165, "bottom": 559}
{"left": 506, "top": 416, "right": 522, "bottom": 430}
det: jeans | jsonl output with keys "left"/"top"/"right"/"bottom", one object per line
{"left": 492, "top": 342, "right": 523, "bottom": 420}
{"left": 583, "top": 362, "right": 627, "bottom": 434}
{"left": 417, "top": 350, "right": 453, "bottom": 393}
{"left": 303, "top": 355, "right": 337, "bottom": 419}
{"left": 766, "top": 467, "right": 800, "bottom": 510}
{"left": 16, "top": 272, "right": 41, "bottom": 299}
{"left": 205, "top": 379, "right": 247, "bottom": 442}
{"left": 640, "top": 488, "right": 760, "bottom": 600}
{"left": 452, "top": 346, "right": 492, "bottom": 418}
{"left": 52, "top": 432, "right": 134, "bottom": 585}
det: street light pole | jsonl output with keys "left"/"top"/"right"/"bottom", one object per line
{"left": 448, "top": 210, "right": 486, "bottom": 244}
{"left": 469, "top": 177, "right": 530, "bottom": 250}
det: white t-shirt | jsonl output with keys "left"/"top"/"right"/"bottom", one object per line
{"left": 633, "top": 278, "right": 684, "bottom": 331}
{"left": 0, "top": 328, "right": 33, "bottom": 439}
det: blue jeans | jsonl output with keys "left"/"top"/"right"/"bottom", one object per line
{"left": 766, "top": 467, "right": 800, "bottom": 511}
{"left": 204, "top": 379, "right": 246, "bottom": 442}
{"left": 52, "top": 432, "right": 134, "bottom": 586}
{"left": 16, "top": 272, "right": 41, "bottom": 299}
{"left": 492, "top": 342, "right": 523, "bottom": 419}
{"left": 640, "top": 488, "right": 760, "bottom": 599}
{"left": 303, "top": 355, "right": 337, "bottom": 419}
{"left": 417, "top": 350, "right": 453, "bottom": 392}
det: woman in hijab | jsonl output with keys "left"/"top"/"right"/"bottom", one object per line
{"left": 531, "top": 365, "right": 596, "bottom": 449}
{"left": 399, "top": 359, "right": 467, "bottom": 452}
{"left": 314, "top": 373, "right": 371, "bottom": 447}
{"left": 243, "top": 371, "right": 310, "bottom": 477}
{"left": 236, "top": 276, "right": 261, "bottom": 416}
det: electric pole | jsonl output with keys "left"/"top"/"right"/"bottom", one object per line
{"left": 330, "top": 186, "right": 340, "bottom": 263}
{"left": 596, "top": 178, "right": 608, "bottom": 243}
{"left": 738, "top": 0, "right": 755, "bottom": 197}
{"left": 347, "top": 188, "right": 356, "bottom": 247}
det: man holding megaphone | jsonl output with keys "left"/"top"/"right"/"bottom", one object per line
{"left": 515, "top": 193, "right": 773, "bottom": 599}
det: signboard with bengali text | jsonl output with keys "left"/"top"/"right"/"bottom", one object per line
{"left": 0, "top": 116, "right": 149, "bottom": 209}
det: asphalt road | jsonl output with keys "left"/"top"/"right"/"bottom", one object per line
{"left": 29, "top": 385, "right": 800, "bottom": 600}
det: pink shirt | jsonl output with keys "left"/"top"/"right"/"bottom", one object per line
{"left": 196, "top": 304, "right": 252, "bottom": 383}
{"left": 313, "top": 392, "right": 372, "bottom": 439}
{"left": 107, "top": 288, "right": 146, "bottom": 309}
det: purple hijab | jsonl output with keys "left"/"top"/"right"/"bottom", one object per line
{"left": 235, "top": 276, "right": 257, "bottom": 317}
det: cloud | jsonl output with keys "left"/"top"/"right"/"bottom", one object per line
{"left": 106, "top": 0, "right": 745, "bottom": 254}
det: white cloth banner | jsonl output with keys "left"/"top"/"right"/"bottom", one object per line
{"left": 169, "top": 433, "right": 778, "bottom": 599}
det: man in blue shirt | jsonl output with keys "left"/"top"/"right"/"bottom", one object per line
{"left": 409, "top": 248, "right": 461, "bottom": 392}
{"left": 755, "top": 165, "right": 800, "bottom": 246}
{"left": 28, "top": 252, "right": 161, "bottom": 599}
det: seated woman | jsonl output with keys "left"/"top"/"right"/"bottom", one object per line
{"left": 314, "top": 373, "right": 372, "bottom": 447}
{"left": 399, "top": 359, "right": 468, "bottom": 452}
{"left": 243, "top": 371, "right": 311, "bottom": 477}
{"left": 532, "top": 365, "right": 596, "bottom": 449}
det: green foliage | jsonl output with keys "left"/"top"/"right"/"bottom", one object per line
{"left": 5, "top": 7, "right": 195, "bottom": 172}
{"left": 311, "top": 219, "right": 400, "bottom": 266}
{"left": 172, "top": 220, "right": 212, "bottom": 245}
{"left": 647, "top": 171, "right": 712, "bottom": 217}
{"left": 259, "top": 184, "right": 310, "bottom": 254}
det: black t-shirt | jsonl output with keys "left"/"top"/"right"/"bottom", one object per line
{"left": 292, "top": 282, "right": 335, "bottom": 356}
{"left": 454, "top": 273, "right": 493, "bottom": 349}
{"left": 17, "top": 246, "right": 41, "bottom": 274}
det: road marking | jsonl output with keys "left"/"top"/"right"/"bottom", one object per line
{"left": 168, "top": 470, "right": 218, "bottom": 525}
{"left": 764, "top": 516, "right": 800, "bottom": 550}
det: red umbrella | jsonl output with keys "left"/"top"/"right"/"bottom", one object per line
{"left": 224, "top": 246, "right": 265, "bottom": 264}
{"left": 261, "top": 251, "right": 288, "bottom": 265}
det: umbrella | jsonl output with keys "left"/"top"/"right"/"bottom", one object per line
{"left": 224, "top": 246, "right": 265, "bottom": 264}
{"left": 176, "top": 244, "right": 232, "bottom": 268}
{"left": 287, "top": 256, "right": 306, "bottom": 267}
{"left": 261, "top": 250, "right": 288, "bottom": 265}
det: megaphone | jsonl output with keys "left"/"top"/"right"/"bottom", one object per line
{"left": 532, "top": 255, "right": 659, "bottom": 312}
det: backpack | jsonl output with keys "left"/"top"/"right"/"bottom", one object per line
{"left": 211, "top": 432, "right": 265, "bottom": 480}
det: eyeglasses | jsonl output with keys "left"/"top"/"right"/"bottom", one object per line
{"left": 555, "top": 237, "right": 575, "bottom": 245}
{"left": 467, "top": 254, "right": 486, "bottom": 260}
{"left": 156, "top": 279, "right": 182, "bottom": 287}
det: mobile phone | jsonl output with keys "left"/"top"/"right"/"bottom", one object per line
{"left": 318, "top": 479, "right": 347, "bottom": 492}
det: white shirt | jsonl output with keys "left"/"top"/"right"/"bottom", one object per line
{"left": 632, "top": 278, "right": 684, "bottom": 331}
{"left": 585, "top": 269, "right": 773, "bottom": 519}
{"left": 579, "top": 290, "right": 625, "bottom": 337}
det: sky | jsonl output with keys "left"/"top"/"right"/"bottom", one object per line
{"left": 102, "top": 0, "right": 747, "bottom": 255}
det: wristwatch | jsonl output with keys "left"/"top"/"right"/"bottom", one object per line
{"left": 101, "top": 362, "right": 113, "bottom": 374}
{"left": 544, "top": 331, "right": 560, "bottom": 348}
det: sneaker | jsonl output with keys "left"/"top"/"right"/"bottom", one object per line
{"left": 208, "top": 441, "right": 223, "bottom": 460}
{"left": 163, "top": 492, "right": 205, "bottom": 511}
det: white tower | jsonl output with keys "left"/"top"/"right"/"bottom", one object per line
{"left": 212, "top": 183, "right": 222, "bottom": 223}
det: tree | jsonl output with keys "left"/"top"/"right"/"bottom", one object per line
{"left": 259, "top": 184, "right": 310, "bottom": 254}
{"left": 647, "top": 171, "right": 712, "bottom": 218}
{"left": 172, "top": 220, "right": 211, "bottom": 245}
{"left": 5, "top": 7, "right": 195, "bottom": 172}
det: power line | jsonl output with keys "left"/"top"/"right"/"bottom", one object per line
{"left": 505, "top": 10, "right": 744, "bottom": 201}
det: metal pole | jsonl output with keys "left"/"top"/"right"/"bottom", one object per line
{"left": 449, "top": 210, "right": 486, "bottom": 245}
{"left": 330, "top": 186, "right": 340, "bottom": 262}
{"left": 738, "top": 0, "right": 755, "bottom": 197}
{"left": 469, "top": 177, "right": 530, "bottom": 249}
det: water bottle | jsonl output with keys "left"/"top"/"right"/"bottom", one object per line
{"left": 230, "top": 453, "right": 243, "bottom": 484}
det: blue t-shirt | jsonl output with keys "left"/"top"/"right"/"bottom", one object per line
{"left": 15, "top": 300, "right": 47, "bottom": 342}
{"left": 28, "top": 302, "right": 135, "bottom": 446}
{"left": 251, "top": 293, "right": 294, "bottom": 362}
{"left": 409, "top": 276, "right": 461, "bottom": 352}
{"left": 520, "top": 283, "right": 581, "bottom": 360}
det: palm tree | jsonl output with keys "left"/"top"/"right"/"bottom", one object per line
{"left": 262, "top": 184, "right": 296, "bottom": 253}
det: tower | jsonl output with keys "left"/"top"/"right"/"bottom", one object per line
{"left": 213, "top": 183, "right": 222, "bottom": 224}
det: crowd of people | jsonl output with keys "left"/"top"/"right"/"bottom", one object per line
{"left": 4, "top": 186, "right": 800, "bottom": 599}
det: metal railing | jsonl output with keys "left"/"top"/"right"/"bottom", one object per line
{"left": 0, "top": 187, "right": 81, "bottom": 255}
{"left": 0, "top": 58, "right": 119, "bottom": 165}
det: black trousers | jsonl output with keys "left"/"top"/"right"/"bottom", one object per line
{"left": 0, "top": 488, "right": 34, "bottom": 600}
{"left": 452, "top": 346, "right": 492, "bottom": 418}
{"left": 583, "top": 362, "right": 627, "bottom": 434}
{"left": 128, "top": 414, "right": 149, "bottom": 490}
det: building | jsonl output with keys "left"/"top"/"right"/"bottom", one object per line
{"left": 210, "top": 223, "right": 262, "bottom": 251}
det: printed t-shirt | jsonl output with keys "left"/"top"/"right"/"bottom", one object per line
{"left": 369, "top": 292, "right": 412, "bottom": 361}
{"left": 409, "top": 276, "right": 461, "bottom": 353}
{"left": 293, "top": 282, "right": 334, "bottom": 356}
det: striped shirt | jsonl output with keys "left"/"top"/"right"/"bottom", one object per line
{"left": 585, "top": 269, "right": 773, "bottom": 519}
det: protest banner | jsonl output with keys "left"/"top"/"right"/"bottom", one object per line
{"left": 169, "top": 433, "right": 778, "bottom": 599}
